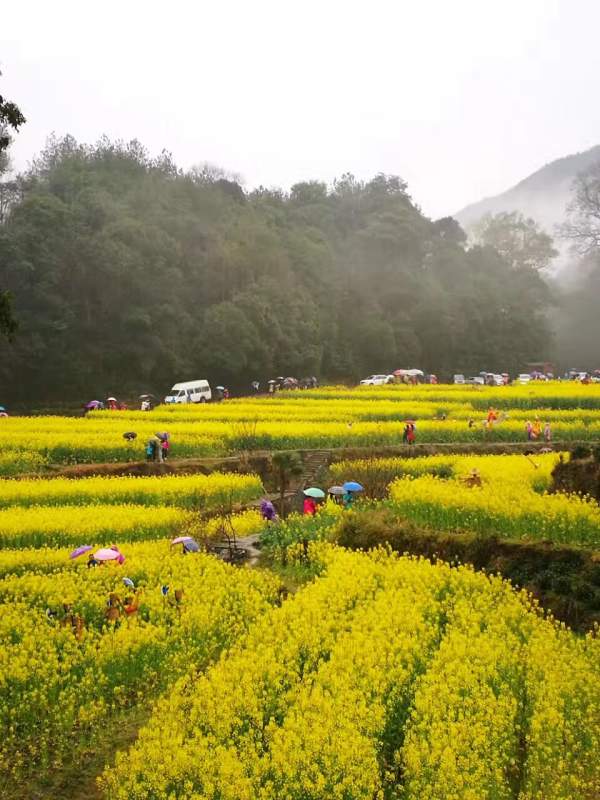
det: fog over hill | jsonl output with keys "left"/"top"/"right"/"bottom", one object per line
{"left": 455, "top": 144, "right": 600, "bottom": 278}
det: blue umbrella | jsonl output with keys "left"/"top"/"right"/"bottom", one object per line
{"left": 343, "top": 481, "right": 364, "bottom": 493}
{"left": 183, "top": 539, "right": 200, "bottom": 553}
{"left": 0, "top": 406, "right": 5, "bottom": 412}
{"left": 123, "top": 577, "right": 135, "bottom": 589}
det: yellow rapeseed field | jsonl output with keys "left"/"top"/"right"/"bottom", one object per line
{"left": 101, "top": 546, "right": 600, "bottom": 800}
{"left": 3, "top": 381, "right": 600, "bottom": 467}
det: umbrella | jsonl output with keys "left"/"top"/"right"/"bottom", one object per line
{"left": 343, "top": 481, "right": 364, "bottom": 493}
{"left": 85, "top": 400, "right": 102, "bottom": 409}
{"left": 393, "top": 370, "right": 405, "bottom": 376}
{"left": 94, "top": 548, "right": 122, "bottom": 561}
{"left": 70, "top": 544, "right": 93, "bottom": 559}
{"left": 106, "top": 397, "right": 117, "bottom": 402}
{"left": 183, "top": 539, "right": 200, "bottom": 553}
{"left": 260, "top": 499, "right": 277, "bottom": 520}
{"left": 123, "top": 432, "right": 137, "bottom": 441}
{"left": 276, "top": 376, "right": 284, "bottom": 381}
{"left": 139, "top": 394, "right": 155, "bottom": 399}
{"left": 328, "top": 486, "right": 346, "bottom": 496}
{"left": 171, "top": 536, "right": 194, "bottom": 545}
{"left": 304, "top": 487, "right": 325, "bottom": 499}
{"left": 0, "top": 406, "right": 5, "bottom": 412}
{"left": 123, "top": 577, "right": 135, "bottom": 589}
{"left": 155, "top": 431, "right": 169, "bottom": 441}
{"left": 268, "top": 379, "right": 277, "bottom": 384}
{"left": 216, "top": 385, "right": 225, "bottom": 391}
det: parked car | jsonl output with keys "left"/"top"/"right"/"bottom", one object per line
{"left": 466, "top": 376, "right": 485, "bottom": 385}
{"left": 360, "top": 374, "right": 394, "bottom": 386}
{"left": 453, "top": 374, "right": 465, "bottom": 384}
{"left": 164, "top": 379, "right": 212, "bottom": 403}
{"left": 517, "top": 374, "right": 531, "bottom": 385}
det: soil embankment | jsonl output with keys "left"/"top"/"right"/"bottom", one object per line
{"left": 40, "top": 440, "right": 587, "bottom": 482}
{"left": 551, "top": 452, "right": 600, "bottom": 501}
{"left": 336, "top": 509, "right": 600, "bottom": 632}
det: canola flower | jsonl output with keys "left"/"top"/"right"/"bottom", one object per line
{"left": 0, "top": 471, "right": 263, "bottom": 510}
{"left": 0, "top": 548, "right": 278, "bottom": 785}
{"left": 331, "top": 452, "right": 561, "bottom": 496}
{"left": 3, "top": 381, "right": 600, "bottom": 468}
{"left": 0, "top": 504, "right": 188, "bottom": 549}
{"left": 389, "top": 470, "right": 600, "bottom": 547}
{"left": 101, "top": 545, "right": 600, "bottom": 800}
{"left": 0, "top": 509, "right": 265, "bottom": 574}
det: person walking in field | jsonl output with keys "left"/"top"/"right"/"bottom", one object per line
{"left": 486, "top": 407, "right": 498, "bottom": 425}
{"left": 402, "top": 423, "right": 410, "bottom": 444}
{"left": 303, "top": 496, "right": 317, "bottom": 515}
{"left": 159, "top": 432, "right": 170, "bottom": 461}
{"left": 532, "top": 418, "right": 542, "bottom": 440}
{"left": 544, "top": 421, "right": 552, "bottom": 443}
{"left": 525, "top": 421, "right": 533, "bottom": 441}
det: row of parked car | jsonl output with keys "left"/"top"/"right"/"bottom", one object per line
{"left": 359, "top": 372, "right": 531, "bottom": 386}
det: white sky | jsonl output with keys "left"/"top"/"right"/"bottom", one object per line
{"left": 1, "top": 0, "right": 599, "bottom": 218}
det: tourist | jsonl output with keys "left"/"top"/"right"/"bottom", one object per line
{"left": 303, "top": 495, "right": 317, "bottom": 515}
{"left": 487, "top": 407, "right": 498, "bottom": 425}
{"left": 160, "top": 432, "right": 170, "bottom": 461}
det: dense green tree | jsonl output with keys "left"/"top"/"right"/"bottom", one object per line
{"left": 0, "top": 73, "right": 26, "bottom": 340}
{"left": 0, "top": 136, "right": 555, "bottom": 401}
{"left": 473, "top": 211, "right": 557, "bottom": 271}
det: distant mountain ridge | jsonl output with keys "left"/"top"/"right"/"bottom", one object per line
{"left": 455, "top": 144, "right": 600, "bottom": 238}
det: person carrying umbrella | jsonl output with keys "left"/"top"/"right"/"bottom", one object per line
{"left": 260, "top": 499, "right": 277, "bottom": 522}
{"left": 342, "top": 481, "right": 364, "bottom": 508}
{"left": 328, "top": 486, "right": 345, "bottom": 505}
{"left": 303, "top": 487, "right": 324, "bottom": 515}
{"left": 303, "top": 495, "right": 317, "bottom": 515}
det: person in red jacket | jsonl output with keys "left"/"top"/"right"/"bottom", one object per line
{"left": 303, "top": 496, "right": 317, "bottom": 515}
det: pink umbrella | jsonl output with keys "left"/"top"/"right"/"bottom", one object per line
{"left": 95, "top": 548, "right": 123, "bottom": 562}
{"left": 171, "top": 536, "right": 194, "bottom": 545}
{"left": 70, "top": 545, "right": 93, "bottom": 559}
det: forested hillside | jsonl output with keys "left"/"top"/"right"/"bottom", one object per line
{"left": 0, "top": 136, "right": 552, "bottom": 401}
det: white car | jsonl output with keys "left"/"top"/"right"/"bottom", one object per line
{"left": 517, "top": 374, "right": 531, "bottom": 385}
{"left": 467, "top": 376, "right": 485, "bottom": 385}
{"left": 360, "top": 374, "right": 393, "bottom": 386}
{"left": 453, "top": 374, "right": 465, "bottom": 384}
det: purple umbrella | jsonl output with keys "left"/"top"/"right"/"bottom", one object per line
{"left": 70, "top": 544, "right": 93, "bottom": 560}
{"left": 260, "top": 499, "right": 276, "bottom": 521}
{"left": 171, "top": 536, "right": 194, "bottom": 545}
{"left": 85, "top": 400, "right": 102, "bottom": 410}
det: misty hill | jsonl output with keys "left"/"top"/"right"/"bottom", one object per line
{"left": 0, "top": 136, "right": 553, "bottom": 400}
{"left": 455, "top": 145, "right": 600, "bottom": 243}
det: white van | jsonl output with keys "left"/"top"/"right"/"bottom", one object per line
{"left": 164, "top": 380, "right": 212, "bottom": 404}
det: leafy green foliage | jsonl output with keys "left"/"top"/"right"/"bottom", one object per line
{"left": 0, "top": 136, "right": 554, "bottom": 399}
